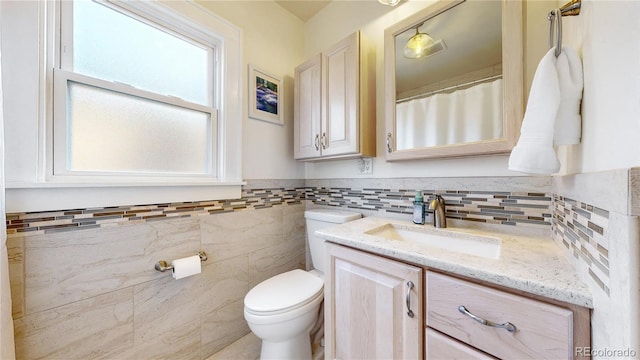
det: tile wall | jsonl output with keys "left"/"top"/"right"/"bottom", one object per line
{"left": 8, "top": 172, "right": 637, "bottom": 358}
{"left": 7, "top": 180, "right": 307, "bottom": 359}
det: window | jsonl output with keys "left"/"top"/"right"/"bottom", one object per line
{"left": 50, "top": 0, "right": 240, "bottom": 183}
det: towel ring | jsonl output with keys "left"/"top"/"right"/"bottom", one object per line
{"left": 548, "top": 8, "right": 562, "bottom": 57}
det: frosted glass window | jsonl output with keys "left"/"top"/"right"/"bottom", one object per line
{"left": 72, "top": 0, "right": 209, "bottom": 105}
{"left": 67, "top": 81, "right": 213, "bottom": 175}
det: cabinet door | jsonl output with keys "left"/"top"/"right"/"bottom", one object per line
{"left": 325, "top": 243, "right": 422, "bottom": 360}
{"left": 294, "top": 54, "right": 322, "bottom": 159}
{"left": 321, "top": 32, "right": 359, "bottom": 157}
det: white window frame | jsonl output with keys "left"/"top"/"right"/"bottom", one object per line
{"left": 52, "top": 70, "right": 220, "bottom": 179}
{"left": 50, "top": 0, "right": 229, "bottom": 183}
{"left": 3, "top": 0, "right": 244, "bottom": 212}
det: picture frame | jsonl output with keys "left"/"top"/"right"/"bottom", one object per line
{"left": 248, "top": 64, "right": 283, "bottom": 125}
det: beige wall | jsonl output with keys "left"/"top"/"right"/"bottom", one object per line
{"left": 301, "top": 0, "right": 640, "bottom": 178}
{"left": 4, "top": 0, "right": 640, "bottom": 358}
{"left": 196, "top": 1, "right": 306, "bottom": 180}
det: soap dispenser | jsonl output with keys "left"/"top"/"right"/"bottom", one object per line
{"left": 412, "top": 191, "right": 425, "bottom": 225}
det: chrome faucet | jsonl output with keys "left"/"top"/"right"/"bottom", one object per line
{"left": 428, "top": 195, "right": 447, "bottom": 228}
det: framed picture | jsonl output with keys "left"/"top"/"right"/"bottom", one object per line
{"left": 248, "top": 65, "right": 283, "bottom": 125}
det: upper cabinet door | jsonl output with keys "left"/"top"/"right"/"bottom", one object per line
{"left": 294, "top": 54, "right": 322, "bottom": 160}
{"left": 293, "top": 31, "right": 375, "bottom": 161}
{"left": 321, "top": 32, "right": 359, "bottom": 157}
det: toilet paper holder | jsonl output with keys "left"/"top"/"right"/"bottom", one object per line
{"left": 154, "top": 251, "right": 208, "bottom": 272}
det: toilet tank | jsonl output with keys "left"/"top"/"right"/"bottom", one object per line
{"left": 304, "top": 209, "right": 361, "bottom": 273}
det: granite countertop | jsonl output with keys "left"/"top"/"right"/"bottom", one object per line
{"left": 316, "top": 216, "right": 593, "bottom": 308}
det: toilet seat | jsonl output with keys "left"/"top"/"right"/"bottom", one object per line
{"left": 244, "top": 269, "right": 324, "bottom": 316}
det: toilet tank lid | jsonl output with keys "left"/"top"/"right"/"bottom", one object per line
{"left": 245, "top": 269, "right": 323, "bottom": 313}
{"left": 304, "top": 209, "right": 362, "bottom": 223}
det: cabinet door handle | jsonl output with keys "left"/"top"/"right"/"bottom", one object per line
{"left": 406, "top": 281, "right": 415, "bottom": 318}
{"left": 458, "top": 305, "right": 517, "bottom": 333}
{"left": 386, "top": 133, "right": 393, "bottom": 153}
{"left": 321, "top": 132, "right": 328, "bottom": 149}
{"left": 314, "top": 134, "right": 320, "bottom": 151}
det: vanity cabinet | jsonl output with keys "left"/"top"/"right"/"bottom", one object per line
{"left": 293, "top": 31, "right": 376, "bottom": 160}
{"left": 325, "top": 243, "right": 423, "bottom": 359}
{"left": 325, "top": 244, "right": 591, "bottom": 360}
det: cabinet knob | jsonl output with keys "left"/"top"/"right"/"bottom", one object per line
{"left": 314, "top": 134, "right": 320, "bottom": 151}
{"left": 386, "top": 133, "right": 393, "bottom": 153}
{"left": 321, "top": 132, "right": 328, "bottom": 149}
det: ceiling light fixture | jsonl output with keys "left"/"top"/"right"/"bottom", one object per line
{"left": 378, "top": 0, "right": 401, "bottom": 6}
{"left": 403, "top": 24, "right": 446, "bottom": 59}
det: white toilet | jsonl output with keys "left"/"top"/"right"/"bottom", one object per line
{"left": 243, "top": 209, "right": 361, "bottom": 360}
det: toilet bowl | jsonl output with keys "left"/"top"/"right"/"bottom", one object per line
{"left": 243, "top": 209, "right": 361, "bottom": 360}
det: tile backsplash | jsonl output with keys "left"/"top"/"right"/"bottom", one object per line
{"left": 552, "top": 195, "right": 611, "bottom": 296}
{"left": 306, "top": 187, "right": 552, "bottom": 228}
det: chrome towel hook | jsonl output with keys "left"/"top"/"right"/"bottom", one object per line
{"left": 548, "top": 0, "right": 582, "bottom": 57}
{"left": 548, "top": 8, "right": 562, "bottom": 57}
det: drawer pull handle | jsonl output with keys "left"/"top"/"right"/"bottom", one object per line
{"left": 406, "top": 281, "right": 415, "bottom": 318}
{"left": 458, "top": 305, "right": 517, "bottom": 333}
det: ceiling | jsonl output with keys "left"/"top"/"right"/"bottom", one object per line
{"left": 275, "top": 0, "right": 332, "bottom": 22}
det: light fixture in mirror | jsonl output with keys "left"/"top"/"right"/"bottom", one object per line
{"left": 383, "top": 0, "right": 523, "bottom": 160}
{"left": 378, "top": 0, "right": 401, "bottom": 6}
{"left": 403, "top": 24, "right": 446, "bottom": 59}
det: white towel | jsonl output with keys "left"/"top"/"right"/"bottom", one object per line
{"left": 554, "top": 46, "right": 584, "bottom": 144}
{"left": 508, "top": 46, "right": 583, "bottom": 174}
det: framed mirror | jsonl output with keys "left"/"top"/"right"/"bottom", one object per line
{"left": 384, "top": 0, "right": 523, "bottom": 160}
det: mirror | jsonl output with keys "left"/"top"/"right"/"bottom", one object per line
{"left": 384, "top": 0, "right": 523, "bottom": 160}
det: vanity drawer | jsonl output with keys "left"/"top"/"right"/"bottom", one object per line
{"left": 426, "top": 328, "right": 497, "bottom": 360}
{"left": 426, "top": 272, "right": 573, "bottom": 360}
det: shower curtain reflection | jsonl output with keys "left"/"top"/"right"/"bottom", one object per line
{"left": 396, "top": 78, "right": 503, "bottom": 150}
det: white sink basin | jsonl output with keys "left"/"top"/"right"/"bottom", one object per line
{"left": 364, "top": 223, "right": 501, "bottom": 259}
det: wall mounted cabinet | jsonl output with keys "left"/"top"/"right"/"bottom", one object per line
{"left": 294, "top": 31, "right": 376, "bottom": 160}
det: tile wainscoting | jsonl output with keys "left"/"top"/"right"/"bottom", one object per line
{"left": 6, "top": 180, "right": 307, "bottom": 360}
{"left": 7, "top": 172, "right": 638, "bottom": 358}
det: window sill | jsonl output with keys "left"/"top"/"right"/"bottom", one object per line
{"left": 5, "top": 181, "right": 245, "bottom": 213}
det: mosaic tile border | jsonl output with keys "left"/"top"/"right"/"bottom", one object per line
{"left": 306, "top": 187, "right": 553, "bottom": 228}
{"left": 552, "top": 195, "right": 611, "bottom": 296}
{"left": 5, "top": 187, "right": 305, "bottom": 237}
{"left": 6, "top": 185, "right": 555, "bottom": 237}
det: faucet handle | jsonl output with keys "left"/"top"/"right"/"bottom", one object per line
{"left": 428, "top": 194, "right": 445, "bottom": 210}
{"left": 429, "top": 194, "right": 447, "bottom": 228}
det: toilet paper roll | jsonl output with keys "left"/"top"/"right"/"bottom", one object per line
{"left": 171, "top": 254, "right": 201, "bottom": 280}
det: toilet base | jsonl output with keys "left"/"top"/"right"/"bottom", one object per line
{"left": 259, "top": 328, "right": 313, "bottom": 360}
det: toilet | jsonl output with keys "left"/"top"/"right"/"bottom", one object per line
{"left": 243, "top": 209, "right": 361, "bottom": 360}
